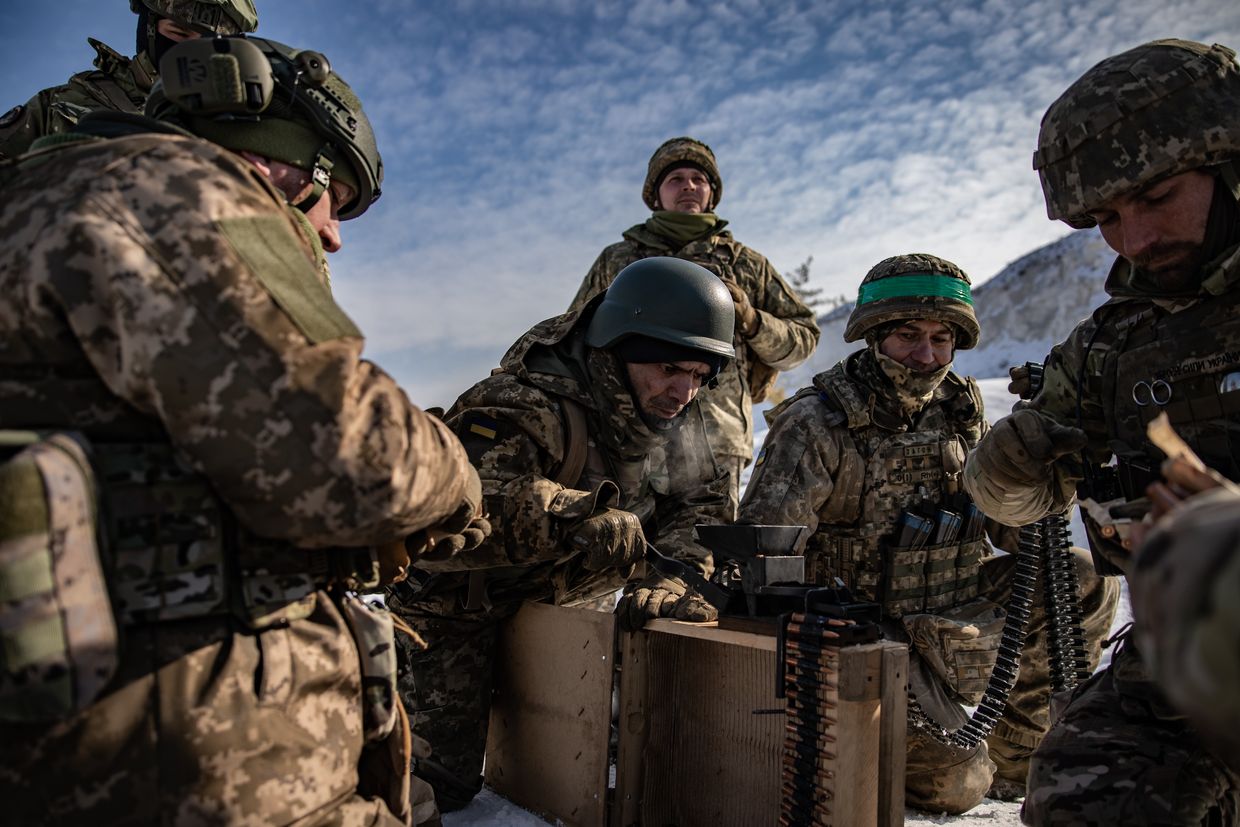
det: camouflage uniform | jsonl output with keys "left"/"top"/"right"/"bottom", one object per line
{"left": 388, "top": 305, "right": 731, "bottom": 812}
{"left": 741, "top": 348, "right": 1116, "bottom": 814}
{"left": 1131, "top": 486, "right": 1240, "bottom": 770}
{"left": 569, "top": 138, "right": 820, "bottom": 514}
{"left": 0, "top": 0, "right": 258, "bottom": 161}
{"left": 963, "top": 40, "right": 1240, "bottom": 826}
{"left": 0, "top": 77, "right": 472, "bottom": 827}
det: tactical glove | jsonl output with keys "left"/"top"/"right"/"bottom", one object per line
{"left": 1007, "top": 364, "right": 1034, "bottom": 400}
{"left": 567, "top": 507, "right": 646, "bottom": 572}
{"left": 407, "top": 465, "right": 492, "bottom": 563}
{"left": 973, "top": 408, "right": 1087, "bottom": 489}
{"left": 615, "top": 573, "right": 718, "bottom": 632}
{"left": 722, "top": 279, "right": 759, "bottom": 338}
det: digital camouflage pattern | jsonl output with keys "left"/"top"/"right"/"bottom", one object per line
{"left": 388, "top": 306, "right": 731, "bottom": 811}
{"left": 642, "top": 136, "right": 723, "bottom": 210}
{"left": 843, "top": 253, "right": 981, "bottom": 349}
{"left": 130, "top": 0, "right": 259, "bottom": 34}
{"left": 1131, "top": 486, "right": 1240, "bottom": 769}
{"left": 0, "top": 40, "right": 156, "bottom": 162}
{"left": 1034, "top": 40, "right": 1240, "bottom": 228}
{"left": 0, "top": 127, "right": 476, "bottom": 824}
{"left": 569, "top": 223, "right": 819, "bottom": 511}
{"left": 741, "top": 348, "right": 1118, "bottom": 814}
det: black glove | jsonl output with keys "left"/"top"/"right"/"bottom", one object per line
{"left": 567, "top": 507, "right": 645, "bottom": 571}
{"left": 615, "top": 573, "right": 718, "bottom": 632}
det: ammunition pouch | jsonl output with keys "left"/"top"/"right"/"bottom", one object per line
{"left": 0, "top": 431, "right": 117, "bottom": 722}
{"left": 902, "top": 597, "right": 1005, "bottom": 706}
{"left": 825, "top": 533, "right": 986, "bottom": 619}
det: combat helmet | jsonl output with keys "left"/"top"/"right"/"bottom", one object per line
{"left": 642, "top": 137, "right": 723, "bottom": 211}
{"left": 146, "top": 36, "right": 383, "bottom": 220}
{"left": 844, "top": 254, "right": 980, "bottom": 350}
{"left": 1034, "top": 39, "right": 1240, "bottom": 228}
{"left": 130, "top": 0, "right": 259, "bottom": 35}
{"left": 585, "top": 257, "right": 735, "bottom": 376}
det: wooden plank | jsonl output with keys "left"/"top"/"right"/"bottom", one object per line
{"left": 878, "top": 645, "right": 909, "bottom": 827}
{"left": 485, "top": 602, "right": 614, "bottom": 827}
{"left": 645, "top": 617, "right": 777, "bottom": 652}
{"left": 640, "top": 631, "right": 784, "bottom": 826}
{"left": 839, "top": 644, "right": 885, "bottom": 702}
{"left": 612, "top": 630, "right": 648, "bottom": 827}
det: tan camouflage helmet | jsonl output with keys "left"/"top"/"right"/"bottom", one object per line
{"left": 844, "top": 253, "right": 980, "bottom": 349}
{"left": 642, "top": 137, "right": 723, "bottom": 211}
{"left": 1034, "top": 39, "right": 1240, "bottom": 228}
{"left": 129, "top": 0, "right": 258, "bottom": 35}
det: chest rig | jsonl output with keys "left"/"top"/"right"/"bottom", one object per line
{"left": 802, "top": 363, "right": 988, "bottom": 618}
{"left": 1103, "top": 290, "right": 1240, "bottom": 480}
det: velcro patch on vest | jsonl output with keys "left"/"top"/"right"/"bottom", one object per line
{"left": 217, "top": 215, "right": 362, "bottom": 344}
{"left": 457, "top": 412, "right": 511, "bottom": 465}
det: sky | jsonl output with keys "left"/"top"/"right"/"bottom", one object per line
{"left": 3, "top": 0, "right": 1239, "bottom": 407}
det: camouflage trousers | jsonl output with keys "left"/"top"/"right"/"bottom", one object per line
{"left": 904, "top": 549, "right": 1119, "bottom": 815}
{"left": 0, "top": 592, "right": 406, "bottom": 826}
{"left": 388, "top": 561, "right": 625, "bottom": 813}
{"left": 1022, "top": 631, "right": 1240, "bottom": 826}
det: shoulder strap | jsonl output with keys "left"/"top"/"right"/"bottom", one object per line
{"left": 553, "top": 396, "right": 590, "bottom": 487}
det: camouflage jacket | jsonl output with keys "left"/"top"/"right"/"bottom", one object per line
{"left": 569, "top": 222, "right": 820, "bottom": 460}
{"left": 0, "top": 40, "right": 156, "bottom": 162}
{"left": 739, "top": 350, "right": 1006, "bottom": 612}
{"left": 0, "top": 126, "right": 473, "bottom": 548}
{"left": 432, "top": 307, "right": 731, "bottom": 577}
{"left": 965, "top": 243, "right": 1240, "bottom": 534}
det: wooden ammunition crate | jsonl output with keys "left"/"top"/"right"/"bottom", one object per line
{"left": 485, "top": 602, "right": 907, "bottom": 827}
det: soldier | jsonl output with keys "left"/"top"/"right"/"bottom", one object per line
{"left": 1131, "top": 456, "right": 1240, "bottom": 768}
{"left": 739, "top": 254, "right": 1118, "bottom": 814}
{"left": 0, "top": 36, "right": 483, "bottom": 826}
{"left": 389, "top": 257, "right": 735, "bottom": 811}
{"left": 963, "top": 38, "right": 1240, "bottom": 825}
{"left": 0, "top": 0, "right": 259, "bottom": 161}
{"left": 568, "top": 137, "right": 820, "bottom": 515}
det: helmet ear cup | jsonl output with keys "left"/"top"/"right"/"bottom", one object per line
{"left": 148, "top": 36, "right": 384, "bottom": 220}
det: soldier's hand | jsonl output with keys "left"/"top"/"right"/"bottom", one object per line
{"left": 406, "top": 466, "right": 492, "bottom": 562}
{"left": 568, "top": 507, "right": 645, "bottom": 571}
{"left": 615, "top": 574, "right": 718, "bottom": 632}
{"left": 722, "top": 279, "right": 759, "bottom": 338}
{"left": 974, "top": 409, "right": 1087, "bottom": 488}
{"left": 1008, "top": 364, "right": 1033, "bottom": 399}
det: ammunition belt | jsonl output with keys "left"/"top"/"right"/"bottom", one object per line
{"left": 1041, "top": 514, "right": 1089, "bottom": 692}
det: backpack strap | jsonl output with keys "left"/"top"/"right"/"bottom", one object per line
{"left": 553, "top": 396, "right": 590, "bottom": 488}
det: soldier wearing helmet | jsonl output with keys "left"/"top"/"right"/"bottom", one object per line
{"left": 964, "top": 38, "right": 1240, "bottom": 825}
{"left": 0, "top": 0, "right": 258, "bottom": 161}
{"left": 568, "top": 137, "right": 821, "bottom": 518}
{"left": 0, "top": 36, "right": 482, "bottom": 825}
{"left": 387, "top": 257, "right": 736, "bottom": 812}
{"left": 740, "top": 254, "right": 1118, "bottom": 814}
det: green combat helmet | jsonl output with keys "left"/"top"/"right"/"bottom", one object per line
{"left": 642, "top": 137, "right": 723, "bottom": 211}
{"left": 844, "top": 253, "right": 980, "bottom": 349}
{"left": 130, "top": 0, "right": 259, "bottom": 35}
{"left": 585, "top": 257, "right": 736, "bottom": 369}
{"left": 1034, "top": 39, "right": 1240, "bottom": 228}
{"left": 146, "top": 36, "right": 383, "bottom": 220}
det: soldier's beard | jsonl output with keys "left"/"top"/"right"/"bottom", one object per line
{"left": 1130, "top": 242, "right": 1206, "bottom": 293}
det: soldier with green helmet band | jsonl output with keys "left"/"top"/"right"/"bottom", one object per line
{"left": 966, "top": 38, "right": 1240, "bottom": 826}
{"left": 742, "top": 251, "right": 1118, "bottom": 814}
{"left": 0, "top": 0, "right": 259, "bottom": 162}
{"left": 570, "top": 135, "right": 820, "bottom": 518}
{"left": 388, "top": 256, "right": 734, "bottom": 813}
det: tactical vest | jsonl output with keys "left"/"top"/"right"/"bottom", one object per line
{"left": 797, "top": 361, "right": 988, "bottom": 618}
{"left": 1077, "top": 283, "right": 1240, "bottom": 567}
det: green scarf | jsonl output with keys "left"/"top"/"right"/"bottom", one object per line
{"left": 644, "top": 211, "right": 723, "bottom": 246}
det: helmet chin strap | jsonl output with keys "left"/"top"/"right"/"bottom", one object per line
{"left": 289, "top": 146, "right": 336, "bottom": 215}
